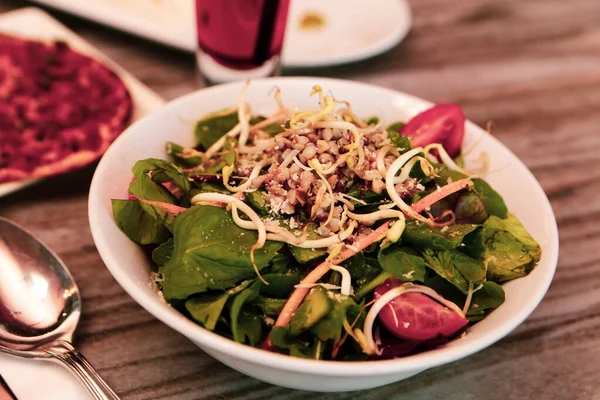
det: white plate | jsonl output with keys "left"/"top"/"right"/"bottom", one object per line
{"left": 0, "top": 7, "right": 164, "bottom": 199}
{"left": 89, "top": 77, "right": 559, "bottom": 391}
{"left": 28, "top": 0, "right": 412, "bottom": 67}
{"left": 0, "top": 7, "right": 164, "bottom": 400}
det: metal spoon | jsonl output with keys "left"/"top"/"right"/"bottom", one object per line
{"left": 0, "top": 217, "right": 119, "bottom": 400}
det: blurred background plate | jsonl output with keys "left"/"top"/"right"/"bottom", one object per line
{"left": 28, "top": 0, "right": 412, "bottom": 67}
{"left": 0, "top": 7, "right": 164, "bottom": 199}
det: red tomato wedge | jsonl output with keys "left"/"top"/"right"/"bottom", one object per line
{"left": 375, "top": 278, "right": 468, "bottom": 341}
{"left": 400, "top": 104, "right": 465, "bottom": 158}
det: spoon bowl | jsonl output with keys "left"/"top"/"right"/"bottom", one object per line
{"left": 0, "top": 217, "right": 119, "bottom": 400}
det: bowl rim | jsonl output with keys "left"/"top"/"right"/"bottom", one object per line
{"left": 89, "top": 76, "right": 559, "bottom": 376}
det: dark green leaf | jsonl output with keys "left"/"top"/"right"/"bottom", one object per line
{"left": 422, "top": 249, "right": 485, "bottom": 293}
{"left": 235, "top": 313, "right": 262, "bottom": 346}
{"left": 245, "top": 190, "right": 271, "bottom": 216}
{"left": 250, "top": 296, "right": 287, "bottom": 316}
{"left": 343, "top": 252, "right": 366, "bottom": 279}
{"left": 131, "top": 158, "right": 190, "bottom": 198}
{"left": 270, "top": 326, "right": 324, "bottom": 359}
{"left": 267, "top": 253, "right": 294, "bottom": 274}
{"left": 129, "top": 159, "right": 191, "bottom": 228}
{"left": 387, "top": 124, "right": 411, "bottom": 151}
{"left": 112, "top": 199, "right": 170, "bottom": 244}
{"left": 190, "top": 182, "right": 231, "bottom": 197}
{"left": 185, "top": 280, "right": 252, "bottom": 331}
{"left": 451, "top": 250, "right": 486, "bottom": 283}
{"left": 470, "top": 281, "right": 505, "bottom": 311}
{"left": 166, "top": 142, "right": 203, "bottom": 168}
{"left": 310, "top": 294, "right": 357, "bottom": 342}
{"left": 460, "top": 225, "right": 487, "bottom": 259}
{"left": 472, "top": 178, "right": 508, "bottom": 218}
{"left": 152, "top": 238, "right": 174, "bottom": 266}
{"left": 161, "top": 205, "right": 283, "bottom": 300}
{"left": 195, "top": 109, "right": 238, "bottom": 149}
{"left": 455, "top": 192, "right": 488, "bottom": 225}
{"left": 403, "top": 221, "right": 482, "bottom": 251}
{"left": 262, "top": 123, "right": 285, "bottom": 135}
{"left": 230, "top": 280, "right": 262, "bottom": 345}
{"left": 466, "top": 281, "right": 505, "bottom": 321}
{"left": 289, "top": 286, "right": 333, "bottom": 337}
{"left": 483, "top": 214, "right": 541, "bottom": 283}
{"left": 378, "top": 244, "right": 426, "bottom": 282}
{"left": 289, "top": 223, "right": 328, "bottom": 264}
{"left": 365, "top": 116, "right": 380, "bottom": 125}
{"left": 423, "top": 274, "right": 466, "bottom": 306}
{"left": 259, "top": 273, "right": 301, "bottom": 298}
{"left": 345, "top": 254, "right": 384, "bottom": 297}
{"left": 434, "top": 167, "right": 468, "bottom": 186}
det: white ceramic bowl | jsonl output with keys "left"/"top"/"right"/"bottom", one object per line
{"left": 89, "top": 77, "right": 559, "bottom": 392}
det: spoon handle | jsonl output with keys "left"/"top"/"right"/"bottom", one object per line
{"left": 45, "top": 341, "right": 120, "bottom": 400}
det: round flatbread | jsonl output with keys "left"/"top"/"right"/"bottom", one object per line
{"left": 0, "top": 34, "right": 132, "bottom": 183}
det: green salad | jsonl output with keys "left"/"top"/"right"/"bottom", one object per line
{"left": 112, "top": 86, "right": 541, "bottom": 360}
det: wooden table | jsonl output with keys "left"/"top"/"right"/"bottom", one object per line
{"left": 2, "top": 0, "right": 599, "bottom": 399}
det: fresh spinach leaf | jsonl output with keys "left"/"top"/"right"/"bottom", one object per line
{"left": 470, "top": 282, "right": 505, "bottom": 312}
{"left": 403, "top": 221, "right": 482, "bottom": 251}
{"left": 451, "top": 250, "right": 486, "bottom": 283}
{"left": 268, "top": 253, "right": 295, "bottom": 274}
{"left": 161, "top": 205, "right": 283, "bottom": 300}
{"left": 263, "top": 124, "right": 285, "bottom": 135}
{"left": 185, "top": 280, "right": 252, "bottom": 331}
{"left": 129, "top": 159, "right": 191, "bottom": 228}
{"left": 152, "top": 238, "right": 174, "bottom": 266}
{"left": 270, "top": 326, "right": 325, "bottom": 359}
{"left": 245, "top": 190, "right": 271, "bottom": 216}
{"left": 289, "top": 286, "right": 333, "bottom": 337}
{"left": 250, "top": 296, "right": 287, "bottom": 316}
{"left": 230, "top": 280, "right": 262, "bottom": 345}
{"left": 460, "top": 224, "right": 486, "bottom": 259}
{"left": 387, "top": 122, "right": 411, "bottom": 150}
{"left": 454, "top": 191, "right": 488, "bottom": 225}
{"left": 422, "top": 249, "right": 486, "bottom": 293}
{"left": 166, "top": 142, "right": 204, "bottom": 168}
{"left": 423, "top": 274, "right": 466, "bottom": 306}
{"left": 248, "top": 116, "right": 285, "bottom": 136}
{"left": 434, "top": 167, "right": 468, "bottom": 185}
{"left": 259, "top": 273, "right": 301, "bottom": 298}
{"left": 310, "top": 294, "right": 357, "bottom": 342}
{"left": 190, "top": 182, "right": 231, "bottom": 197}
{"left": 344, "top": 254, "right": 383, "bottom": 296}
{"left": 343, "top": 252, "right": 366, "bottom": 279}
{"left": 365, "top": 116, "right": 380, "bottom": 125}
{"left": 472, "top": 178, "right": 508, "bottom": 218}
{"left": 112, "top": 199, "right": 170, "bottom": 244}
{"left": 483, "top": 214, "right": 541, "bottom": 283}
{"left": 289, "top": 223, "right": 328, "bottom": 264}
{"left": 378, "top": 244, "right": 426, "bottom": 282}
{"left": 195, "top": 109, "right": 238, "bottom": 149}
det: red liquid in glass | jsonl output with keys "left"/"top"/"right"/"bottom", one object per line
{"left": 195, "top": 0, "right": 290, "bottom": 70}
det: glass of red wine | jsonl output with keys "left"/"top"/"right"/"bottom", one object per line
{"left": 195, "top": 0, "right": 291, "bottom": 85}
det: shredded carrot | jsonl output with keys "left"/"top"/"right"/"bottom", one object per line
{"left": 411, "top": 178, "right": 473, "bottom": 213}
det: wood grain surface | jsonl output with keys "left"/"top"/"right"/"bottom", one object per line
{"left": 1, "top": 0, "right": 600, "bottom": 399}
